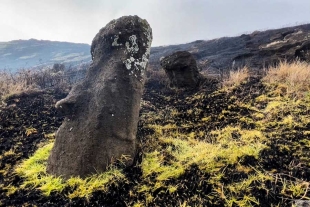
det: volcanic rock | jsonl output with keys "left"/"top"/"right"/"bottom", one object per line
{"left": 160, "top": 51, "right": 202, "bottom": 88}
{"left": 47, "top": 15, "right": 152, "bottom": 179}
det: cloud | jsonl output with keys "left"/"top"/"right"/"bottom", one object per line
{"left": 0, "top": 0, "right": 309, "bottom": 46}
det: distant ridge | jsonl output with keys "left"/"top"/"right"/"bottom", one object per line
{"left": 1, "top": 23, "right": 310, "bottom": 73}
{"left": 0, "top": 39, "right": 91, "bottom": 72}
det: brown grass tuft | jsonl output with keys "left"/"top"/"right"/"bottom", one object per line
{"left": 263, "top": 61, "right": 310, "bottom": 98}
{"left": 222, "top": 66, "right": 249, "bottom": 88}
{"left": 0, "top": 70, "right": 36, "bottom": 101}
{"left": 0, "top": 69, "right": 68, "bottom": 102}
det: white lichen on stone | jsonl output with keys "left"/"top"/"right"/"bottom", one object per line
{"left": 122, "top": 23, "right": 152, "bottom": 82}
{"left": 125, "top": 35, "right": 139, "bottom": 54}
{"left": 124, "top": 59, "right": 132, "bottom": 70}
{"left": 143, "top": 25, "right": 152, "bottom": 58}
{"left": 112, "top": 35, "right": 122, "bottom": 47}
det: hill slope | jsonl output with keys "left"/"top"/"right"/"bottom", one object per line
{"left": 149, "top": 23, "right": 310, "bottom": 73}
{"left": 0, "top": 39, "right": 91, "bottom": 71}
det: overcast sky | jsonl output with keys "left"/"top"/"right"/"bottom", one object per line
{"left": 0, "top": 0, "right": 309, "bottom": 46}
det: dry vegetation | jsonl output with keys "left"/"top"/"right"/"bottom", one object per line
{"left": 0, "top": 63, "right": 87, "bottom": 102}
{"left": 222, "top": 66, "right": 249, "bottom": 89}
{"left": 263, "top": 61, "right": 310, "bottom": 98}
{"left": 0, "top": 70, "right": 35, "bottom": 101}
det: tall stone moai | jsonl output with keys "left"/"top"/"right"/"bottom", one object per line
{"left": 47, "top": 15, "right": 152, "bottom": 179}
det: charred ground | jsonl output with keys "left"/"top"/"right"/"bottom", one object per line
{"left": 0, "top": 66, "right": 310, "bottom": 206}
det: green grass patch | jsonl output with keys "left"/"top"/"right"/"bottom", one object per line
{"left": 137, "top": 124, "right": 268, "bottom": 205}
{"left": 14, "top": 142, "right": 126, "bottom": 199}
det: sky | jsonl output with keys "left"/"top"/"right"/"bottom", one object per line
{"left": 0, "top": 0, "right": 310, "bottom": 47}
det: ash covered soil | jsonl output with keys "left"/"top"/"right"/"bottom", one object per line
{"left": 1, "top": 77, "right": 310, "bottom": 207}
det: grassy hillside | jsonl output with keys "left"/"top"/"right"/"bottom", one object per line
{"left": 0, "top": 62, "right": 310, "bottom": 206}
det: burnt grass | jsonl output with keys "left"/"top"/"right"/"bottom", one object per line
{"left": 1, "top": 77, "right": 310, "bottom": 206}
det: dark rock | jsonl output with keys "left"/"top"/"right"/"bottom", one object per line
{"left": 47, "top": 15, "right": 152, "bottom": 179}
{"left": 160, "top": 51, "right": 202, "bottom": 88}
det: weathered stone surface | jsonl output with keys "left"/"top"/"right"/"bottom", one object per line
{"left": 47, "top": 15, "right": 152, "bottom": 179}
{"left": 160, "top": 51, "right": 202, "bottom": 88}
{"left": 294, "top": 200, "right": 310, "bottom": 207}
{"left": 149, "top": 24, "right": 310, "bottom": 73}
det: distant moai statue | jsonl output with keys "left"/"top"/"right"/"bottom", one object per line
{"left": 160, "top": 51, "right": 202, "bottom": 88}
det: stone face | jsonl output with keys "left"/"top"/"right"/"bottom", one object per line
{"left": 47, "top": 15, "right": 152, "bottom": 179}
{"left": 160, "top": 51, "right": 202, "bottom": 88}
